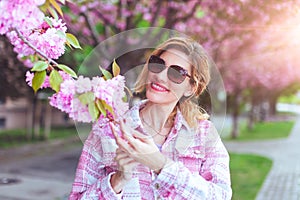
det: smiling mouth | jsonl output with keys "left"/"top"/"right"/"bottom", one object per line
{"left": 150, "top": 82, "right": 169, "bottom": 92}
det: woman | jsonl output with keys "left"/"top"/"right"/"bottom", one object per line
{"left": 69, "top": 37, "right": 232, "bottom": 200}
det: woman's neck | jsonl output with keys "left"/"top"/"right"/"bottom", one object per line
{"left": 140, "top": 101, "right": 176, "bottom": 132}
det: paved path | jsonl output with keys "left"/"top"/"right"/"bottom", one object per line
{"left": 0, "top": 137, "right": 83, "bottom": 200}
{"left": 224, "top": 109, "right": 300, "bottom": 199}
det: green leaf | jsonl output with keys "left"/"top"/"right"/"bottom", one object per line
{"left": 95, "top": 23, "right": 105, "bottom": 34}
{"left": 112, "top": 59, "right": 120, "bottom": 77}
{"left": 137, "top": 19, "right": 150, "bottom": 28}
{"left": 56, "top": 30, "right": 66, "bottom": 39}
{"left": 96, "top": 99, "right": 107, "bottom": 117}
{"left": 101, "top": 100, "right": 115, "bottom": 117}
{"left": 158, "top": 17, "right": 166, "bottom": 26}
{"left": 88, "top": 102, "right": 99, "bottom": 122}
{"left": 39, "top": 0, "right": 50, "bottom": 13}
{"left": 44, "top": 17, "right": 53, "bottom": 27}
{"left": 49, "top": 0, "right": 63, "bottom": 17}
{"left": 99, "top": 66, "right": 112, "bottom": 80}
{"left": 78, "top": 92, "right": 95, "bottom": 105}
{"left": 47, "top": 6, "right": 59, "bottom": 20}
{"left": 195, "top": 9, "right": 205, "bottom": 19}
{"left": 31, "top": 61, "right": 48, "bottom": 72}
{"left": 29, "top": 55, "right": 35, "bottom": 62}
{"left": 66, "top": 33, "right": 81, "bottom": 49}
{"left": 32, "top": 71, "right": 46, "bottom": 93}
{"left": 57, "top": 64, "right": 77, "bottom": 78}
{"left": 49, "top": 70, "right": 63, "bottom": 92}
{"left": 122, "top": 95, "right": 127, "bottom": 102}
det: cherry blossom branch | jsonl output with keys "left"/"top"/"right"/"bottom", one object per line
{"left": 94, "top": 10, "right": 120, "bottom": 33}
{"left": 178, "top": 1, "right": 201, "bottom": 23}
{"left": 81, "top": 12, "right": 101, "bottom": 45}
{"left": 13, "top": 28, "right": 59, "bottom": 67}
{"left": 150, "top": 0, "right": 163, "bottom": 26}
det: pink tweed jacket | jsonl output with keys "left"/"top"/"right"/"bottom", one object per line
{"left": 69, "top": 101, "right": 232, "bottom": 200}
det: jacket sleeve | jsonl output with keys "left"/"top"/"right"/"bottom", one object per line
{"left": 68, "top": 127, "right": 122, "bottom": 200}
{"left": 152, "top": 121, "right": 232, "bottom": 200}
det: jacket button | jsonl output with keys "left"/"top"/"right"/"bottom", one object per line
{"left": 155, "top": 183, "right": 160, "bottom": 189}
{"left": 194, "top": 150, "right": 201, "bottom": 154}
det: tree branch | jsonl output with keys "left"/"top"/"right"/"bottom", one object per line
{"left": 81, "top": 12, "right": 101, "bottom": 46}
{"left": 150, "top": 0, "right": 163, "bottom": 26}
{"left": 124, "top": 1, "right": 138, "bottom": 30}
{"left": 177, "top": 0, "right": 201, "bottom": 23}
{"left": 94, "top": 9, "right": 120, "bottom": 33}
{"left": 13, "top": 28, "right": 58, "bottom": 67}
{"left": 165, "top": 0, "right": 201, "bottom": 28}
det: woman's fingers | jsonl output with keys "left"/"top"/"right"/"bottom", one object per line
{"left": 119, "top": 120, "right": 131, "bottom": 134}
{"left": 109, "top": 122, "right": 120, "bottom": 142}
{"left": 132, "top": 131, "right": 151, "bottom": 143}
{"left": 117, "top": 135, "right": 135, "bottom": 153}
{"left": 119, "top": 120, "right": 149, "bottom": 145}
{"left": 110, "top": 122, "right": 133, "bottom": 152}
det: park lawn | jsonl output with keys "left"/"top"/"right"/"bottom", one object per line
{"left": 0, "top": 126, "right": 78, "bottom": 148}
{"left": 278, "top": 95, "right": 300, "bottom": 104}
{"left": 237, "top": 121, "right": 294, "bottom": 140}
{"left": 230, "top": 153, "right": 273, "bottom": 200}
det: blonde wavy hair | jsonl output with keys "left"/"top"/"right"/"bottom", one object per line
{"left": 135, "top": 37, "right": 211, "bottom": 128}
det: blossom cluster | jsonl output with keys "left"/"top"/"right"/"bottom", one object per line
{"left": 25, "top": 70, "right": 73, "bottom": 89}
{"left": 0, "top": 0, "right": 67, "bottom": 67}
{"left": 48, "top": 75, "right": 129, "bottom": 123}
{"left": 1, "top": 0, "right": 130, "bottom": 125}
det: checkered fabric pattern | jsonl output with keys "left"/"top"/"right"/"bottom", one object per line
{"left": 69, "top": 101, "right": 232, "bottom": 200}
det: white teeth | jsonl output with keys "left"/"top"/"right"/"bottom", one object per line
{"left": 151, "top": 83, "right": 167, "bottom": 91}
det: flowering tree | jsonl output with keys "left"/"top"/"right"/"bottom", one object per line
{"left": 0, "top": 35, "right": 31, "bottom": 100}
{"left": 215, "top": 18, "right": 300, "bottom": 137}
{"left": 1, "top": 0, "right": 300, "bottom": 140}
{"left": 61, "top": 0, "right": 300, "bottom": 138}
{"left": 0, "top": 0, "right": 129, "bottom": 140}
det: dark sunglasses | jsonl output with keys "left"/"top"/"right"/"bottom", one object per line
{"left": 148, "top": 55, "right": 192, "bottom": 84}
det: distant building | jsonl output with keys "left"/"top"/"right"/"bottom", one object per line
{"left": 0, "top": 97, "right": 73, "bottom": 130}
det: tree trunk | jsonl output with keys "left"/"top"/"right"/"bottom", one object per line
{"left": 269, "top": 96, "right": 277, "bottom": 116}
{"left": 28, "top": 96, "right": 37, "bottom": 140}
{"left": 26, "top": 98, "right": 34, "bottom": 140}
{"left": 231, "top": 112, "right": 239, "bottom": 139}
{"left": 43, "top": 104, "right": 52, "bottom": 140}
{"left": 33, "top": 99, "right": 42, "bottom": 139}
{"left": 247, "top": 103, "right": 255, "bottom": 131}
{"left": 231, "top": 95, "right": 240, "bottom": 139}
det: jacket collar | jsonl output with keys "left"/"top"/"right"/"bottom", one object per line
{"left": 128, "top": 100, "right": 195, "bottom": 154}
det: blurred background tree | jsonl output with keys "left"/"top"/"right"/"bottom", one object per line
{"left": 58, "top": 0, "right": 300, "bottom": 138}
{"left": 0, "top": 35, "right": 31, "bottom": 100}
{"left": 1, "top": 0, "right": 300, "bottom": 139}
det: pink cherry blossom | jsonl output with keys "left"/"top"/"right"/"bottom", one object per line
{"left": 49, "top": 74, "right": 129, "bottom": 123}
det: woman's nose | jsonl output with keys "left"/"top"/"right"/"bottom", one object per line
{"left": 155, "top": 67, "right": 168, "bottom": 82}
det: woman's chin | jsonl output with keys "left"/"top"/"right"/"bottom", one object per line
{"left": 146, "top": 91, "right": 178, "bottom": 105}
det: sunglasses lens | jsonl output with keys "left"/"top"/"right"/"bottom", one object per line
{"left": 168, "top": 65, "right": 186, "bottom": 84}
{"left": 148, "top": 55, "right": 190, "bottom": 84}
{"left": 148, "top": 55, "right": 165, "bottom": 73}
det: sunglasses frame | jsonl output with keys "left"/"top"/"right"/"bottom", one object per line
{"left": 147, "top": 55, "right": 192, "bottom": 84}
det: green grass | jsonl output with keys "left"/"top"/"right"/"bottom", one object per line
{"left": 278, "top": 95, "right": 300, "bottom": 104}
{"left": 236, "top": 121, "right": 295, "bottom": 140}
{"left": 0, "top": 126, "right": 78, "bottom": 148}
{"left": 230, "top": 153, "right": 273, "bottom": 200}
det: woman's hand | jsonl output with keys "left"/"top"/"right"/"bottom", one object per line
{"left": 114, "top": 147, "right": 139, "bottom": 181}
{"left": 110, "top": 147, "right": 139, "bottom": 194}
{"left": 110, "top": 121, "right": 167, "bottom": 173}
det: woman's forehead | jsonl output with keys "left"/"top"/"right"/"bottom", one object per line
{"left": 160, "top": 49, "right": 192, "bottom": 70}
